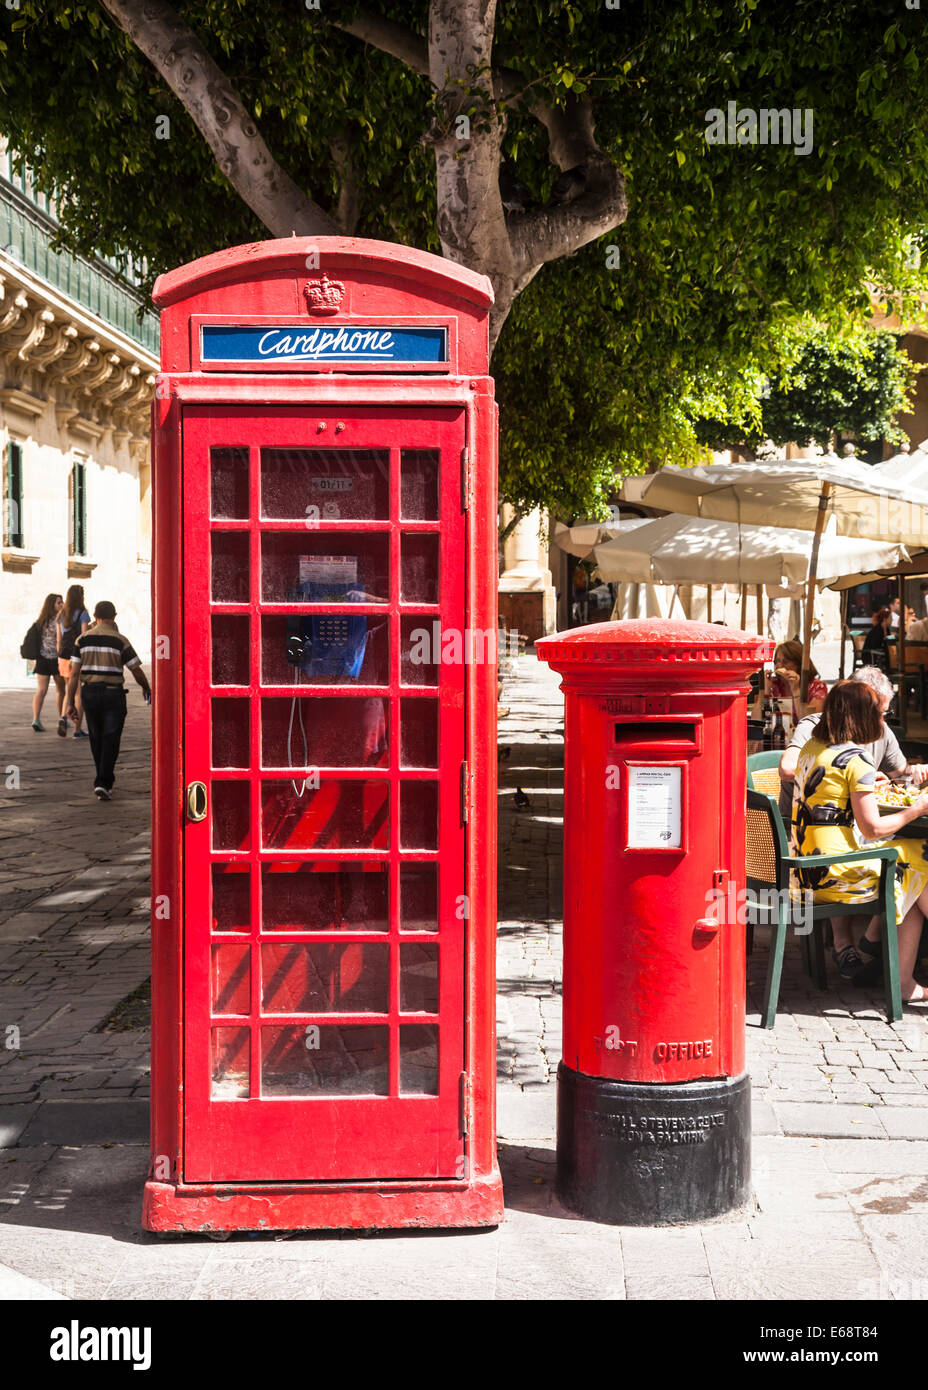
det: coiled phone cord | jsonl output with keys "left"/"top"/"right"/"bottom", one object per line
{"left": 288, "top": 666, "right": 309, "bottom": 797}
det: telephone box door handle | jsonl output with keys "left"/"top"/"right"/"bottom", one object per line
{"left": 186, "top": 781, "right": 208, "bottom": 822}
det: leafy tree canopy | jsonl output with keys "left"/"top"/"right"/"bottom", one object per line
{"left": 0, "top": 0, "right": 927, "bottom": 519}
{"left": 692, "top": 326, "right": 919, "bottom": 455}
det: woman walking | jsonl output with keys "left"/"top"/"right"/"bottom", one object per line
{"left": 56, "top": 585, "right": 91, "bottom": 737}
{"left": 30, "top": 593, "right": 65, "bottom": 731}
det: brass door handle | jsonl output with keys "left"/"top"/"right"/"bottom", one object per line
{"left": 186, "top": 781, "right": 208, "bottom": 822}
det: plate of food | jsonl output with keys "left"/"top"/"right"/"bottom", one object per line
{"left": 876, "top": 782, "right": 928, "bottom": 834}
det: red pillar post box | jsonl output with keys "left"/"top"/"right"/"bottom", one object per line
{"left": 142, "top": 238, "right": 503, "bottom": 1232}
{"left": 536, "top": 619, "right": 773, "bottom": 1225}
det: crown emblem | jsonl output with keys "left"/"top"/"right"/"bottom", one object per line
{"left": 304, "top": 274, "right": 345, "bottom": 314}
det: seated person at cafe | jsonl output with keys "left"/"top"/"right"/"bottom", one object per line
{"left": 792, "top": 679, "right": 928, "bottom": 1001}
{"left": 766, "top": 640, "right": 827, "bottom": 724}
{"left": 779, "top": 666, "right": 928, "bottom": 981}
{"left": 907, "top": 612, "right": 928, "bottom": 643}
{"left": 862, "top": 607, "right": 892, "bottom": 665}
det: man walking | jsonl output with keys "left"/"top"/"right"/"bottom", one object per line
{"left": 65, "top": 600, "right": 151, "bottom": 801}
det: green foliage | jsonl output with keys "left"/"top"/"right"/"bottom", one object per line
{"left": 693, "top": 327, "right": 919, "bottom": 451}
{"left": 2, "top": 0, "right": 928, "bottom": 519}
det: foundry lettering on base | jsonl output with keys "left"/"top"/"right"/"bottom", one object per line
{"left": 582, "top": 1109, "right": 727, "bottom": 1145}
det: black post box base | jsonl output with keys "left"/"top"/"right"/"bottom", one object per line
{"left": 556, "top": 1063, "right": 751, "bottom": 1226}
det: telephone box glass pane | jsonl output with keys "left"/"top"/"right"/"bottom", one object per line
{"left": 400, "top": 865, "right": 438, "bottom": 931}
{"left": 212, "top": 864, "right": 250, "bottom": 932}
{"left": 211, "top": 944, "right": 250, "bottom": 1016}
{"left": 400, "top": 449, "right": 439, "bottom": 520}
{"left": 401, "top": 534, "right": 439, "bottom": 604}
{"left": 261, "top": 536, "right": 389, "bottom": 605}
{"left": 212, "top": 782, "right": 251, "bottom": 851}
{"left": 261, "top": 697, "right": 388, "bottom": 768}
{"left": 261, "top": 448, "right": 389, "bottom": 520}
{"left": 400, "top": 1026, "right": 439, "bottom": 1095}
{"left": 400, "top": 699, "right": 438, "bottom": 767}
{"left": 211, "top": 1026, "right": 250, "bottom": 1099}
{"left": 261, "top": 943, "right": 389, "bottom": 1013}
{"left": 211, "top": 532, "right": 250, "bottom": 603}
{"left": 210, "top": 447, "right": 249, "bottom": 519}
{"left": 262, "top": 863, "right": 388, "bottom": 932}
{"left": 261, "top": 615, "right": 388, "bottom": 687}
{"left": 401, "top": 616, "right": 439, "bottom": 686}
{"left": 212, "top": 698, "right": 250, "bottom": 768}
{"left": 261, "top": 1025, "right": 388, "bottom": 1096}
{"left": 212, "top": 615, "right": 249, "bottom": 686}
{"left": 400, "top": 781, "right": 439, "bottom": 849}
{"left": 261, "top": 780, "right": 389, "bottom": 850}
{"left": 401, "top": 943, "right": 438, "bottom": 1013}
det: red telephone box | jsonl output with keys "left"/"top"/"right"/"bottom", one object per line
{"left": 142, "top": 238, "right": 503, "bottom": 1232}
{"left": 536, "top": 620, "right": 773, "bottom": 1224}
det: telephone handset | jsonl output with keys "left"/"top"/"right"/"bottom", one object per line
{"left": 285, "top": 555, "right": 373, "bottom": 680}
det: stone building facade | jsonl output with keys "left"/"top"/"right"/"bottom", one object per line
{"left": 0, "top": 145, "right": 157, "bottom": 688}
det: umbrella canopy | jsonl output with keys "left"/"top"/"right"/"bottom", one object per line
{"left": 593, "top": 513, "right": 910, "bottom": 587}
{"left": 638, "top": 456, "right": 928, "bottom": 696}
{"left": 640, "top": 457, "right": 928, "bottom": 543}
{"left": 874, "top": 440, "right": 928, "bottom": 490}
{"left": 552, "top": 516, "right": 648, "bottom": 559}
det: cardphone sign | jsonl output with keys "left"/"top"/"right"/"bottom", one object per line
{"left": 200, "top": 324, "right": 449, "bottom": 366}
{"left": 146, "top": 238, "right": 502, "bottom": 1235}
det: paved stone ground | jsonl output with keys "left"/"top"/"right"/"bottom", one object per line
{"left": 0, "top": 688, "right": 151, "bottom": 1128}
{"left": 3, "top": 664, "right": 928, "bottom": 1299}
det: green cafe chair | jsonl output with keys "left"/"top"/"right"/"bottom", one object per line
{"left": 747, "top": 748, "right": 838, "bottom": 992}
{"left": 744, "top": 787, "right": 902, "bottom": 1028}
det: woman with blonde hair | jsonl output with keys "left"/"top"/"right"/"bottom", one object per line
{"left": 56, "top": 584, "right": 91, "bottom": 737}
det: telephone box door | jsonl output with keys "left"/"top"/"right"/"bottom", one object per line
{"left": 181, "top": 404, "right": 466, "bottom": 1182}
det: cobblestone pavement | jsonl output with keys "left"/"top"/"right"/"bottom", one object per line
{"left": 0, "top": 688, "right": 151, "bottom": 1126}
{"left": 3, "top": 662, "right": 928, "bottom": 1299}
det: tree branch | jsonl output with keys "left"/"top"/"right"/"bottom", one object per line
{"left": 426, "top": 1, "right": 513, "bottom": 285}
{"left": 334, "top": 7, "right": 626, "bottom": 318}
{"left": 330, "top": 129, "right": 361, "bottom": 235}
{"left": 331, "top": 6, "right": 595, "bottom": 173}
{"left": 508, "top": 96, "right": 626, "bottom": 281}
{"left": 332, "top": 9, "right": 430, "bottom": 78}
{"left": 97, "top": 0, "right": 339, "bottom": 238}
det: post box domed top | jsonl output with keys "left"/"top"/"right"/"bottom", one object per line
{"left": 152, "top": 237, "right": 494, "bottom": 310}
{"left": 536, "top": 619, "right": 773, "bottom": 671}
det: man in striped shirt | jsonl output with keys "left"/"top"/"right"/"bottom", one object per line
{"left": 65, "top": 600, "right": 151, "bottom": 801}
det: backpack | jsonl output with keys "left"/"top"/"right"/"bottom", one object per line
{"left": 58, "top": 621, "right": 78, "bottom": 661}
{"left": 20, "top": 623, "right": 40, "bottom": 661}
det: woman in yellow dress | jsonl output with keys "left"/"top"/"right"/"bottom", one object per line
{"left": 793, "top": 680, "right": 928, "bottom": 1002}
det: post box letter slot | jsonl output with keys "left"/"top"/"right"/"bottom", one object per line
{"left": 614, "top": 721, "right": 698, "bottom": 746}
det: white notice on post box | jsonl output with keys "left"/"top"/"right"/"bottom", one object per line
{"left": 627, "top": 766, "right": 682, "bottom": 849}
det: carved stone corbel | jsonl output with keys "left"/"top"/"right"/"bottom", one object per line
{"left": 0, "top": 289, "right": 28, "bottom": 336}
{"left": 2, "top": 306, "right": 55, "bottom": 363}
{"left": 97, "top": 360, "right": 140, "bottom": 408}
{"left": 71, "top": 350, "right": 120, "bottom": 395}
{"left": 128, "top": 436, "right": 149, "bottom": 466}
{"left": 29, "top": 321, "right": 79, "bottom": 372}
{"left": 54, "top": 336, "right": 101, "bottom": 383}
{"left": 120, "top": 370, "right": 156, "bottom": 412}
